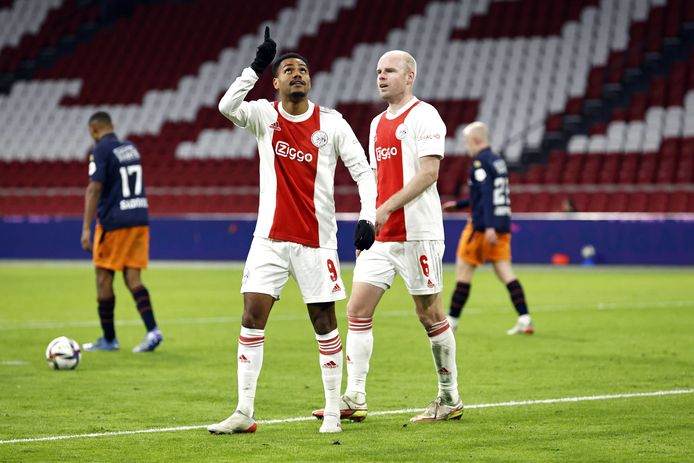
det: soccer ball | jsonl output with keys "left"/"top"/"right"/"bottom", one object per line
{"left": 45, "top": 336, "right": 81, "bottom": 370}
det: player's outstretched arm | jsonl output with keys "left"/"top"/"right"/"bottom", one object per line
{"left": 218, "top": 27, "right": 277, "bottom": 127}
{"left": 250, "top": 26, "right": 276, "bottom": 76}
{"left": 442, "top": 198, "right": 470, "bottom": 212}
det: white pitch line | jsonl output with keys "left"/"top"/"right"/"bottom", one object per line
{"left": 0, "top": 361, "right": 29, "bottom": 366}
{"left": 1, "top": 389, "right": 692, "bottom": 445}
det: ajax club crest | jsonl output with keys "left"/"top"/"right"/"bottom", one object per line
{"left": 396, "top": 124, "right": 408, "bottom": 140}
{"left": 311, "top": 130, "right": 328, "bottom": 148}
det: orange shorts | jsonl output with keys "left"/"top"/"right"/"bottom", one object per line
{"left": 456, "top": 222, "right": 511, "bottom": 266}
{"left": 93, "top": 224, "right": 149, "bottom": 271}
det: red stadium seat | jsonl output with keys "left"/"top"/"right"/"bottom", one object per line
{"left": 666, "top": 192, "right": 688, "bottom": 212}
{"left": 605, "top": 192, "right": 628, "bottom": 212}
{"left": 585, "top": 192, "right": 608, "bottom": 212}
{"left": 617, "top": 155, "right": 638, "bottom": 184}
{"left": 571, "top": 192, "right": 589, "bottom": 212}
{"left": 675, "top": 158, "right": 694, "bottom": 183}
{"left": 681, "top": 139, "right": 694, "bottom": 158}
{"left": 655, "top": 159, "right": 676, "bottom": 183}
{"left": 646, "top": 192, "right": 668, "bottom": 213}
{"left": 561, "top": 155, "right": 584, "bottom": 184}
{"left": 2, "top": 0, "right": 693, "bottom": 218}
{"left": 510, "top": 192, "right": 530, "bottom": 213}
{"left": 579, "top": 153, "right": 603, "bottom": 184}
{"left": 598, "top": 155, "right": 620, "bottom": 183}
{"left": 508, "top": 172, "right": 525, "bottom": 185}
{"left": 625, "top": 192, "right": 648, "bottom": 213}
{"left": 532, "top": 193, "right": 551, "bottom": 212}
{"left": 524, "top": 164, "right": 546, "bottom": 184}
{"left": 660, "top": 139, "right": 680, "bottom": 158}
{"left": 635, "top": 153, "right": 657, "bottom": 183}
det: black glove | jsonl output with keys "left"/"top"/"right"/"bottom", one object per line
{"left": 353, "top": 220, "right": 375, "bottom": 251}
{"left": 250, "top": 26, "right": 277, "bottom": 76}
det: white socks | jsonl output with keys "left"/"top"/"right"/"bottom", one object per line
{"left": 345, "top": 316, "right": 373, "bottom": 397}
{"left": 316, "top": 329, "right": 343, "bottom": 420}
{"left": 427, "top": 319, "right": 460, "bottom": 405}
{"left": 236, "top": 326, "right": 265, "bottom": 417}
{"left": 446, "top": 314, "right": 460, "bottom": 333}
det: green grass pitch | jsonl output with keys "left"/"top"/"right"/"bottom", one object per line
{"left": 1, "top": 263, "right": 693, "bottom": 462}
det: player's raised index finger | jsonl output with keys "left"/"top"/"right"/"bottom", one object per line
{"left": 264, "top": 26, "right": 270, "bottom": 40}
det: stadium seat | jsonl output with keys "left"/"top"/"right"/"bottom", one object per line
{"left": 606, "top": 192, "right": 628, "bottom": 212}
{"left": 2, "top": 0, "right": 694, "bottom": 215}
{"left": 510, "top": 192, "right": 530, "bottom": 213}
{"left": 571, "top": 192, "right": 589, "bottom": 212}
{"left": 646, "top": 192, "right": 669, "bottom": 213}
{"left": 625, "top": 192, "right": 648, "bottom": 213}
{"left": 585, "top": 192, "right": 608, "bottom": 212}
{"left": 666, "top": 191, "right": 688, "bottom": 212}
{"left": 635, "top": 153, "right": 657, "bottom": 183}
{"left": 616, "top": 155, "right": 638, "bottom": 184}
{"left": 655, "top": 158, "right": 676, "bottom": 183}
{"left": 675, "top": 157, "right": 694, "bottom": 183}
{"left": 579, "top": 153, "right": 603, "bottom": 184}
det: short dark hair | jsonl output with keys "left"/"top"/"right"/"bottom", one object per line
{"left": 272, "top": 52, "right": 310, "bottom": 77}
{"left": 88, "top": 111, "right": 112, "bottom": 127}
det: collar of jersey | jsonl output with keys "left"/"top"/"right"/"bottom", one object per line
{"left": 385, "top": 96, "right": 419, "bottom": 120}
{"left": 278, "top": 100, "right": 315, "bottom": 122}
{"left": 476, "top": 147, "right": 493, "bottom": 157}
{"left": 98, "top": 132, "right": 118, "bottom": 143}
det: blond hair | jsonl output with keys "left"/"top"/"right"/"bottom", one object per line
{"left": 463, "top": 121, "right": 489, "bottom": 144}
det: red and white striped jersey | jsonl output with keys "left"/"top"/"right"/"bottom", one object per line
{"left": 219, "top": 67, "right": 376, "bottom": 249}
{"left": 368, "top": 97, "right": 446, "bottom": 241}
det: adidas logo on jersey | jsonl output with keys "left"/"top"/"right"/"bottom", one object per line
{"left": 427, "top": 279, "right": 434, "bottom": 288}
{"left": 268, "top": 121, "right": 281, "bottom": 131}
{"left": 239, "top": 354, "right": 250, "bottom": 363}
{"left": 322, "top": 360, "right": 339, "bottom": 369}
{"left": 332, "top": 283, "right": 342, "bottom": 293}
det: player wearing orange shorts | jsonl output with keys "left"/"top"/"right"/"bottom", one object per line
{"left": 442, "top": 122, "right": 533, "bottom": 335}
{"left": 81, "top": 111, "right": 163, "bottom": 353}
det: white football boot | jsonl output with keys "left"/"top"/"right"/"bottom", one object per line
{"left": 506, "top": 314, "right": 534, "bottom": 335}
{"left": 207, "top": 410, "right": 257, "bottom": 434}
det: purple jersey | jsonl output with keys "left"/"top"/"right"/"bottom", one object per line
{"left": 468, "top": 147, "right": 511, "bottom": 233}
{"left": 89, "top": 133, "right": 148, "bottom": 231}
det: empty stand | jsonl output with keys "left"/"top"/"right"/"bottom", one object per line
{"left": 1, "top": 0, "right": 694, "bottom": 216}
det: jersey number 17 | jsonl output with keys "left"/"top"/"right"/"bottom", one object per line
{"left": 119, "top": 165, "right": 143, "bottom": 198}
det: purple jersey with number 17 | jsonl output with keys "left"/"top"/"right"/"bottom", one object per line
{"left": 88, "top": 133, "right": 149, "bottom": 231}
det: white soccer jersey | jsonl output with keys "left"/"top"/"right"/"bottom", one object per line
{"left": 219, "top": 67, "right": 376, "bottom": 249}
{"left": 368, "top": 97, "right": 446, "bottom": 241}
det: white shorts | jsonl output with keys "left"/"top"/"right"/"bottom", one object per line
{"left": 241, "top": 237, "right": 346, "bottom": 304}
{"left": 352, "top": 240, "right": 445, "bottom": 295}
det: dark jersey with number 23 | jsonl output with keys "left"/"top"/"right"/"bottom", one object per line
{"left": 468, "top": 147, "right": 511, "bottom": 233}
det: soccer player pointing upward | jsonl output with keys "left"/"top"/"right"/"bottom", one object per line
{"left": 207, "top": 28, "right": 376, "bottom": 435}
